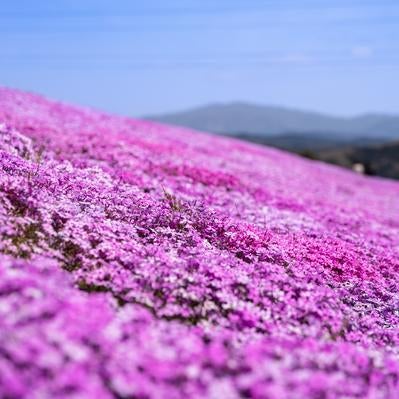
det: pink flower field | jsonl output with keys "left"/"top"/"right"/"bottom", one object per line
{"left": 0, "top": 87, "right": 399, "bottom": 399}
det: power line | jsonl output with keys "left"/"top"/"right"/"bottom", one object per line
{"left": 0, "top": 57, "right": 397, "bottom": 70}
{"left": 0, "top": 17, "right": 398, "bottom": 35}
{"left": 2, "top": 51, "right": 399, "bottom": 61}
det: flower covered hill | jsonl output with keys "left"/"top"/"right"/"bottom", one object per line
{"left": 0, "top": 87, "right": 399, "bottom": 399}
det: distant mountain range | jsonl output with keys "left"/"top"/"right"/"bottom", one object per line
{"left": 144, "top": 102, "right": 399, "bottom": 140}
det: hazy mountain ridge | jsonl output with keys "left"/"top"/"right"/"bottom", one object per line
{"left": 145, "top": 102, "right": 399, "bottom": 139}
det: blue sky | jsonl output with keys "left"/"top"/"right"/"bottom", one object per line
{"left": 1, "top": 0, "right": 398, "bottom": 116}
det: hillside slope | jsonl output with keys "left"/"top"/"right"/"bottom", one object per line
{"left": 0, "top": 88, "right": 399, "bottom": 399}
{"left": 318, "top": 140, "right": 399, "bottom": 180}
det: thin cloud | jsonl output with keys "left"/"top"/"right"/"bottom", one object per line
{"left": 352, "top": 46, "right": 373, "bottom": 58}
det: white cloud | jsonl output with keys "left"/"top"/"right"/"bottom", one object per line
{"left": 352, "top": 46, "right": 373, "bottom": 59}
{"left": 278, "top": 53, "right": 313, "bottom": 64}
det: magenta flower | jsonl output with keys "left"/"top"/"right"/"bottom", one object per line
{"left": 0, "top": 87, "right": 398, "bottom": 398}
